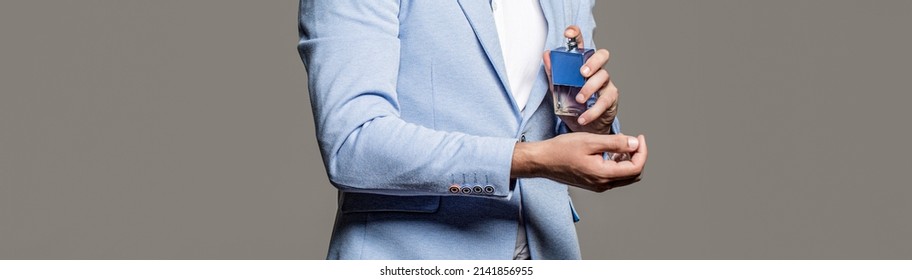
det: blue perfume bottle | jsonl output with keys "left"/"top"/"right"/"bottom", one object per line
{"left": 549, "top": 38, "right": 596, "bottom": 116}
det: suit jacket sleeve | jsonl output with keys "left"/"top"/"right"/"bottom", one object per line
{"left": 297, "top": 0, "right": 517, "bottom": 198}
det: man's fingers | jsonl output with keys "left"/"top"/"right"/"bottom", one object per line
{"left": 580, "top": 49, "right": 610, "bottom": 78}
{"left": 576, "top": 69, "right": 609, "bottom": 103}
{"left": 578, "top": 80, "right": 617, "bottom": 126}
{"left": 563, "top": 26, "right": 580, "bottom": 39}
{"left": 631, "top": 134, "right": 648, "bottom": 168}
{"left": 602, "top": 135, "right": 647, "bottom": 178}
{"left": 564, "top": 25, "right": 584, "bottom": 50}
{"left": 586, "top": 134, "right": 639, "bottom": 154}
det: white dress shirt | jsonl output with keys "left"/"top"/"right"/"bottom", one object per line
{"left": 492, "top": 0, "right": 548, "bottom": 112}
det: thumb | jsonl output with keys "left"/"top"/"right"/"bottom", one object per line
{"left": 564, "top": 25, "right": 584, "bottom": 50}
{"left": 588, "top": 134, "right": 639, "bottom": 153}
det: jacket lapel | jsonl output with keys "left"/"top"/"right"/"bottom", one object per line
{"left": 458, "top": 0, "right": 570, "bottom": 129}
{"left": 456, "top": 0, "right": 519, "bottom": 118}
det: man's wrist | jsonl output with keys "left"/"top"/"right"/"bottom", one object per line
{"left": 510, "top": 141, "right": 544, "bottom": 179}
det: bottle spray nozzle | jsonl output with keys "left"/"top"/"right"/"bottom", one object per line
{"left": 567, "top": 38, "right": 578, "bottom": 51}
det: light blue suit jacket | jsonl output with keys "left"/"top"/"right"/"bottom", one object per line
{"left": 297, "top": 0, "right": 618, "bottom": 259}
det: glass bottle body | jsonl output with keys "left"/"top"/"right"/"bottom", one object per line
{"left": 549, "top": 46, "right": 595, "bottom": 116}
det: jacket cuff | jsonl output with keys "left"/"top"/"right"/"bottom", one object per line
{"left": 442, "top": 136, "right": 516, "bottom": 199}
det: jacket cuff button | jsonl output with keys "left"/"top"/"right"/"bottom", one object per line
{"left": 484, "top": 185, "right": 495, "bottom": 194}
{"left": 448, "top": 185, "right": 461, "bottom": 194}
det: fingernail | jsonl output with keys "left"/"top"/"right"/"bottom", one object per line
{"left": 575, "top": 94, "right": 584, "bottom": 103}
{"left": 581, "top": 66, "right": 590, "bottom": 76}
{"left": 627, "top": 136, "right": 639, "bottom": 150}
{"left": 578, "top": 116, "right": 587, "bottom": 125}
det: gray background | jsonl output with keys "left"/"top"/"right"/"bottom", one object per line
{"left": 1, "top": 1, "right": 909, "bottom": 259}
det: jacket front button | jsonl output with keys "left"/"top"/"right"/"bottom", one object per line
{"left": 520, "top": 133, "right": 526, "bottom": 142}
